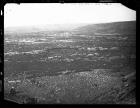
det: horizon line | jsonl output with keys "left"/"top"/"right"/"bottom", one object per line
{"left": 4, "top": 20, "right": 136, "bottom": 29}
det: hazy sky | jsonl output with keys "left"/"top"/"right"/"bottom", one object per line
{"left": 4, "top": 3, "right": 136, "bottom": 27}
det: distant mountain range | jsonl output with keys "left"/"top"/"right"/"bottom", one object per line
{"left": 73, "top": 21, "right": 136, "bottom": 35}
{"left": 4, "top": 23, "right": 88, "bottom": 34}
{"left": 5, "top": 21, "right": 136, "bottom": 35}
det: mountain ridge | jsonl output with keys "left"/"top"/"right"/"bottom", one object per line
{"left": 73, "top": 21, "right": 136, "bottom": 35}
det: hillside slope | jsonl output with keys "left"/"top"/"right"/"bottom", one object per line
{"left": 74, "top": 21, "right": 136, "bottom": 35}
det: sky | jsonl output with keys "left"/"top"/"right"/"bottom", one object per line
{"left": 4, "top": 3, "right": 136, "bottom": 28}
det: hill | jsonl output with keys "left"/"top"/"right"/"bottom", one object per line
{"left": 73, "top": 21, "right": 136, "bottom": 35}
